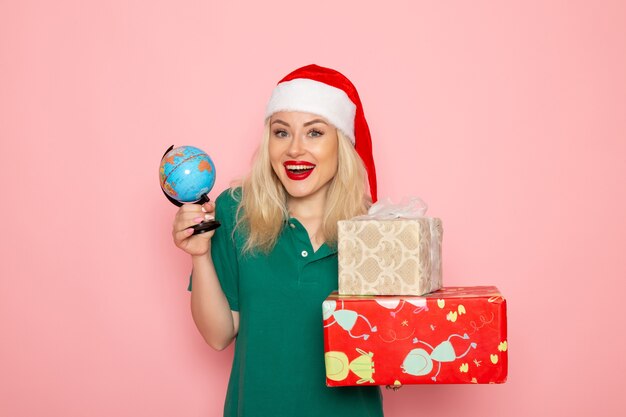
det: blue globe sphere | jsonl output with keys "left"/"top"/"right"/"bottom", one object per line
{"left": 159, "top": 146, "right": 216, "bottom": 204}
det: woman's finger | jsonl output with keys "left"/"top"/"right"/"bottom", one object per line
{"left": 179, "top": 203, "right": 204, "bottom": 213}
{"left": 173, "top": 216, "right": 206, "bottom": 232}
{"left": 175, "top": 206, "right": 200, "bottom": 223}
{"left": 201, "top": 201, "right": 215, "bottom": 213}
{"left": 173, "top": 227, "right": 195, "bottom": 244}
{"left": 175, "top": 212, "right": 215, "bottom": 231}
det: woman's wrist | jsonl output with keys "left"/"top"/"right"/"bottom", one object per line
{"left": 191, "top": 251, "right": 211, "bottom": 263}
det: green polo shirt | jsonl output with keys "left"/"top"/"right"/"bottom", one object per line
{"left": 189, "top": 188, "right": 383, "bottom": 417}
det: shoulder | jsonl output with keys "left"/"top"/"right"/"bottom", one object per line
{"left": 214, "top": 187, "right": 242, "bottom": 229}
{"left": 215, "top": 187, "right": 241, "bottom": 211}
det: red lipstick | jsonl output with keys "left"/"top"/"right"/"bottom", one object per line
{"left": 283, "top": 160, "right": 315, "bottom": 181}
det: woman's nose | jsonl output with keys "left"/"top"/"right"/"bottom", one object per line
{"left": 286, "top": 135, "right": 305, "bottom": 157}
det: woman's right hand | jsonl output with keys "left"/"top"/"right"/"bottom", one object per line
{"left": 172, "top": 201, "right": 216, "bottom": 256}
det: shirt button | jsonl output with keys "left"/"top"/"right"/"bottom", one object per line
{"left": 301, "top": 250, "right": 308, "bottom": 258}
{"left": 289, "top": 223, "right": 296, "bottom": 229}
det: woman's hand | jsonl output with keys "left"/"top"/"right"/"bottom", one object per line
{"left": 172, "top": 201, "right": 216, "bottom": 256}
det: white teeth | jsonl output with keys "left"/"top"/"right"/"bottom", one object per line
{"left": 285, "top": 164, "right": 314, "bottom": 170}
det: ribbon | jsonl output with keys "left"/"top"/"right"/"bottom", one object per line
{"left": 354, "top": 196, "right": 428, "bottom": 220}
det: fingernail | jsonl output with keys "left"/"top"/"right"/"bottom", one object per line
{"left": 186, "top": 228, "right": 195, "bottom": 235}
{"left": 193, "top": 217, "right": 203, "bottom": 223}
{"left": 204, "top": 214, "right": 214, "bottom": 221}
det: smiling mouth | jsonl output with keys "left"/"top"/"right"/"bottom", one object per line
{"left": 284, "top": 161, "right": 316, "bottom": 180}
{"left": 285, "top": 164, "right": 315, "bottom": 174}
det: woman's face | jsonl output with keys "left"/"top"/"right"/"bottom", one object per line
{"left": 268, "top": 111, "right": 339, "bottom": 202}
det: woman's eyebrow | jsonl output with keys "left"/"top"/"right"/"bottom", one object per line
{"left": 271, "top": 119, "right": 289, "bottom": 126}
{"left": 303, "top": 119, "right": 328, "bottom": 127}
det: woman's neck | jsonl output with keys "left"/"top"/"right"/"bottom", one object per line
{"left": 287, "top": 190, "right": 326, "bottom": 221}
{"left": 287, "top": 192, "right": 327, "bottom": 251}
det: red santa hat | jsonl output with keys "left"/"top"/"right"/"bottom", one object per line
{"left": 265, "top": 64, "right": 378, "bottom": 202}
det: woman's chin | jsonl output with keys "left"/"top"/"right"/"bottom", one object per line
{"left": 282, "top": 182, "right": 327, "bottom": 201}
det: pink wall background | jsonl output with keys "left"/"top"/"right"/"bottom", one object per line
{"left": 2, "top": 1, "right": 625, "bottom": 416}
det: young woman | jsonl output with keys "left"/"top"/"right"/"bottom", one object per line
{"left": 172, "top": 65, "right": 384, "bottom": 417}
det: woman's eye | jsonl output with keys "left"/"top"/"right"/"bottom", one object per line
{"left": 273, "top": 129, "right": 289, "bottom": 138}
{"left": 308, "top": 129, "right": 324, "bottom": 138}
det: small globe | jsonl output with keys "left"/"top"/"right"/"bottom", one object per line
{"left": 159, "top": 146, "right": 216, "bottom": 204}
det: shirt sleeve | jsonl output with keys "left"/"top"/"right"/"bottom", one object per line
{"left": 187, "top": 189, "right": 240, "bottom": 311}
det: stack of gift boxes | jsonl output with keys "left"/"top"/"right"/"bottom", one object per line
{"left": 323, "top": 202, "right": 508, "bottom": 387}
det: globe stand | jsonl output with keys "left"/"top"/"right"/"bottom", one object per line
{"left": 160, "top": 145, "right": 221, "bottom": 235}
{"left": 160, "top": 188, "right": 221, "bottom": 235}
{"left": 192, "top": 218, "right": 221, "bottom": 235}
{"left": 189, "top": 193, "right": 221, "bottom": 235}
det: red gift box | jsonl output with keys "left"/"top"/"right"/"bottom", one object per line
{"left": 322, "top": 286, "right": 508, "bottom": 386}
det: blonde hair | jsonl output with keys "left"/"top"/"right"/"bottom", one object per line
{"left": 234, "top": 122, "right": 370, "bottom": 253}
